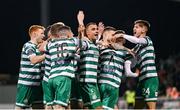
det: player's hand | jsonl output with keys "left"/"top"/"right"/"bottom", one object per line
{"left": 129, "top": 50, "right": 136, "bottom": 58}
{"left": 38, "top": 41, "right": 47, "bottom": 52}
{"left": 76, "top": 47, "right": 80, "bottom": 54}
{"left": 78, "top": 25, "right": 85, "bottom": 33}
{"left": 98, "top": 22, "right": 104, "bottom": 36}
{"left": 78, "top": 25, "right": 85, "bottom": 39}
{"left": 77, "top": 10, "right": 84, "bottom": 26}
{"left": 116, "top": 33, "right": 124, "bottom": 38}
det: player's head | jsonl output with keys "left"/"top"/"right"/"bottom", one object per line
{"left": 133, "top": 20, "right": 150, "bottom": 37}
{"left": 102, "top": 26, "right": 116, "bottom": 42}
{"left": 54, "top": 22, "right": 65, "bottom": 26}
{"left": 50, "top": 23, "right": 65, "bottom": 38}
{"left": 29, "top": 25, "right": 45, "bottom": 43}
{"left": 113, "top": 30, "right": 126, "bottom": 44}
{"left": 56, "top": 26, "right": 73, "bottom": 38}
{"left": 85, "top": 22, "right": 98, "bottom": 41}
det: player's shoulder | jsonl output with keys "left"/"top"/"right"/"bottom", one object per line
{"left": 144, "top": 36, "right": 154, "bottom": 45}
{"left": 144, "top": 36, "right": 153, "bottom": 41}
{"left": 24, "top": 41, "right": 36, "bottom": 49}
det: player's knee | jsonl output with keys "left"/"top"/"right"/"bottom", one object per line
{"left": 146, "top": 101, "right": 156, "bottom": 109}
{"left": 15, "top": 106, "right": 24, "bottom": 110}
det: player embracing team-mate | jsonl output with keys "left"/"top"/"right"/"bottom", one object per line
{"left": 15, "top": 10, "right": 158, "bottom": 110}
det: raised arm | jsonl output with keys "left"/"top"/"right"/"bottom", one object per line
{"left": 77, "top": 10, "right": 85, "bottom": 38}
{"left": 77, "top": 10, "right": 85, "bottom": 26}
{"left": 97, "top": 22, "right": 104, "bottom": 42}
{"left": 122, "top": 34, "right": 147, "bottom": 45}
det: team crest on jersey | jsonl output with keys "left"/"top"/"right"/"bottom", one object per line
{"left": 27, "top": 49, "right": 34, "bottom": 55}
{"left": 102, "top": 65, "right": 114, "bottom": 73}
{"left": 92, "top": 94, "right": 97, "bottom": 100}
{"left": 90, "top": 89, "right": 97, "bottom": 100}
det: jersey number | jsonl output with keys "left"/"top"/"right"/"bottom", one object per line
{"left": 55, "top": 43, "right": 68, "bottom": 58}
{"left": 143, "top": 88, "right": 150, "bottom": 96}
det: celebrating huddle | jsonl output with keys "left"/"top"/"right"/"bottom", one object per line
{"left": 15, "top": 11, "right": 159, "bottom": 110}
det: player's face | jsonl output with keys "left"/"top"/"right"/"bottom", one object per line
{"left": 103, "top": 30, "right": 115, "bottom": 41}
{"left": 133, "top": 24, "right": 143, "bottom": 38}
{"left": 36, "top": 28, "right": 45, "bottom": 43}
{"left": 108, "top": 30, "right": 115, "bottom": 40}
{"left": 103, "top": 30, "right": 115, "bottom": 42}
{"left": 86, "top": 24, "right": 98, "bottom": 41}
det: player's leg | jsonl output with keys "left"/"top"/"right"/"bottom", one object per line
{"left": 146, "top": 101, "right": 156, "bottom": 109}
{"left": 48, "top": 77, "right": 56, "bottom": 109}
{"left": 15, "top": 85, "right": 31, "bottom": 110}
{"left": 135, "top": 77, "right": 159, "bottom": 109}
{"left": 53, "top": 76, "right": 72, "bottom": 109}
{"left": 15, "top": 106, "right": 24, "bottom": 110}
{"left": 99, "top": 84, "right": 119, "bottom": 109}
{"left": 53, "top": 105, "right": 65, "bottom": 110}
{"left": 79, "top": 83, "right": 102, "bottom": 109}
{"left": 114, "top": 104, "right": 119, "bottom": 110}
{"left": 42, "top": 80, "right": 53, "bottom": 110}
{"left": 144, "top": 77, "right": 159, "bottom": 109}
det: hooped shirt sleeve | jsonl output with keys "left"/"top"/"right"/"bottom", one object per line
{"left": 24, "top": 45, "right": 36, "bottom": 58}
{"left": 74, "top": 37, "right": 90, "bottom": 50}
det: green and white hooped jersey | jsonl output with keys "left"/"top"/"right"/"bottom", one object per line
{"left": 135, "top": 36, "right": 158, "bottom": 81}
{"left": 79, "top": 40, "right": 99, "bottom": 83}
{"left": 98, "top": 48, "right": 131, "bottom": 88}
{"left": 18, "top": 41, "right": 42, "bottom": 86}
{"left": 43, "top": 51, "right": 51, "bottom": 82}
{"left": 46, "top": 37, "right": 78, "bottom": 79}
{"left": 42, "top": 40, "right": 52, "bottom": 82}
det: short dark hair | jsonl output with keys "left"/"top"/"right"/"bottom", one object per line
{"left": 85, "top": 22, "right": 97, "bottom": 30}
{"left": 134, "top": 20, "right": 150, "bottom": 30}
{"left": 58, "top": 25, "right": 71, "bottom": 32}
{"left": 85, "top": 22, "right": 97, "bottom": 36}
{"left": 57, "top": 25, "right": 71, "bottom": 36}
{"left": 50, "top": 23, "right": 64, "bottom": 36}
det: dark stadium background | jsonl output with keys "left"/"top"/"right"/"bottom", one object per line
{"left": 0, "top": 0, "right": 180, "bottom": 109}
{"left": 0, "top": 0, "right": 180, "bottom": 75}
